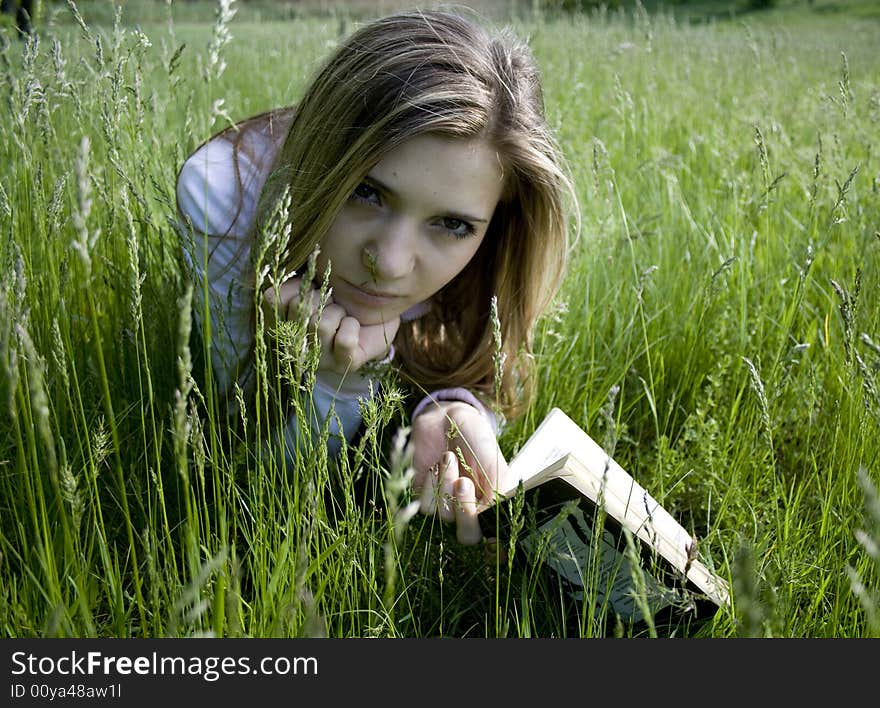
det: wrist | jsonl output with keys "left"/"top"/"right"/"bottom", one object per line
{"left": 316, "top": 343, "right": 394, "bottom": 397}
{"left": 412, "top": 388, "right": 498, "bottom": 434}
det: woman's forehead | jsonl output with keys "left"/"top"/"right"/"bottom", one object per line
{"left": 365, "top": 134, "right": 504, "bottom": 217}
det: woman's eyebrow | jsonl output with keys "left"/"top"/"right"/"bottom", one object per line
{"left": 364, "top": 173, "right": 489, "bottom": 224}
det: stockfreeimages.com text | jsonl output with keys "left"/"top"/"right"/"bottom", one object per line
{"left": 10, "top": 651, "right": 317, "bottom": 682}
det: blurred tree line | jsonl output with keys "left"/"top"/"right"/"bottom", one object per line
{"left": 532, "top": 0, "right": 784, "bottom": 14}
{"left": 6, "top": 0, "right": 853, "bottom": 34}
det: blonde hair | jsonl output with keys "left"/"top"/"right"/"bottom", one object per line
{"left": 252, "top": 10, "right": 576, "bottom": 419}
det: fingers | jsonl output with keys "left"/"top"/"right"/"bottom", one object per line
{"left": 333, "top": 316, "right": 360, "bottom": 356}
{"left": 417, "top": 451, "right": 483, "bottom": 546}
{"left": 263, "top": 277, "right": 327, "bottom": 327}
{"left": 322, "top": 315, "right": 382, "bottom": 370}
{"left": 453, "top": 476, "right": 482, "bottom": 545}
{"left": 316, "top": 305, "right": 348, "bottom": 353}
{"left": 282, "top": 277, "right": 316, "bottom": 319}
{"left": 417, "top": 466, "right": 436, "bottom": 516}
{"left": 437, "top": 452, "right": 459, "bottom": 523}
{"left": 358, "top": 316, "right": 400, "bottom": 361}
{"left": 444, "top": 409, "right": 508, "bottom": 505}
{"left": 266, "top": 277, "right": 396, "bottom": 375}
{"left": 419, "top": 451, "right": 457, "bottom": 521}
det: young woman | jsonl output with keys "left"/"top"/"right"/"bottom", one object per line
{"left": 176, "top": 10, "right": 576, "bottom": 546}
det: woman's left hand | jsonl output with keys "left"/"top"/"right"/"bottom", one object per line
{"left": 410, "top": 401, "right": 509, "bottom": 545}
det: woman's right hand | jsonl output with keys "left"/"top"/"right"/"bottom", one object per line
{"left": 411, "top": 401, "right": 509, "bottom": 545}
{"left": 263, "top": 277, "right": 400, "bottom": 382}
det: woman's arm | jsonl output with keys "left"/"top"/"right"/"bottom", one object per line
{"left": 176, "top": 140, "right": 261, "bottom": 399}
{"left": 176, "top": 141, "right": 389, "bottom": 456}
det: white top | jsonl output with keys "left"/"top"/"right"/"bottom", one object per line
{"left": 175, "top": 116, "right": 495, "bottom": 460}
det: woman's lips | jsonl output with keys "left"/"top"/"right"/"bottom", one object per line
{"left": 341, "top": 279, "right": 404, "bottom": 306}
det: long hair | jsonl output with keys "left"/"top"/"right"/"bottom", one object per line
{"left": 252, "top": 10, "right": 577, "bottom": 419}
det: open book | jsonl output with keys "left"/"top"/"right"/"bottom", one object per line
{"left": 480, "top": 408, "right": 730, "bottom": 626}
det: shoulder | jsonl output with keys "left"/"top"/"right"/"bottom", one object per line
{"left": 176, "top": 109, "right": 293, "bottom": 238}
{"left": 176, "top": 135, "right": 243, "bottom": 236}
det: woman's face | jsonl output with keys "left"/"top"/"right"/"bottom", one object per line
{"left": 316, "top": 133, "right": 504, "bottom": 326}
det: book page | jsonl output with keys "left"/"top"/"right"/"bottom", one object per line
{"left": 500, "top": 408, "right": 730, "bottom": 608}
{"left": 503, "top": 408, "right": 585, "bottom": 492}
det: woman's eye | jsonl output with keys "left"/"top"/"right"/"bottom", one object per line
{"left": 351, "top": 182, "right": 381, "bottom": 205}
{"left": 441, "top": 217, "right": 475, "bottom": 239}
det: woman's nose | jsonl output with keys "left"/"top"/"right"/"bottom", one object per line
{"left": 362, "top": 218, "right": 417, "bottom": 281}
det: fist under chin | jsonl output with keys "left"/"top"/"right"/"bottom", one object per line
{"left": 335, "top": 301, "right": 401, "bottom": 327}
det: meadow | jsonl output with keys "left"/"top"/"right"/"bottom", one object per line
{"left": 0, "top": 0, "right": 878, "bottom": 638}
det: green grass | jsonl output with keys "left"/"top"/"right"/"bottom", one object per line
{"left": 1, "top": 1, "right": 878, "bottom": 638}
